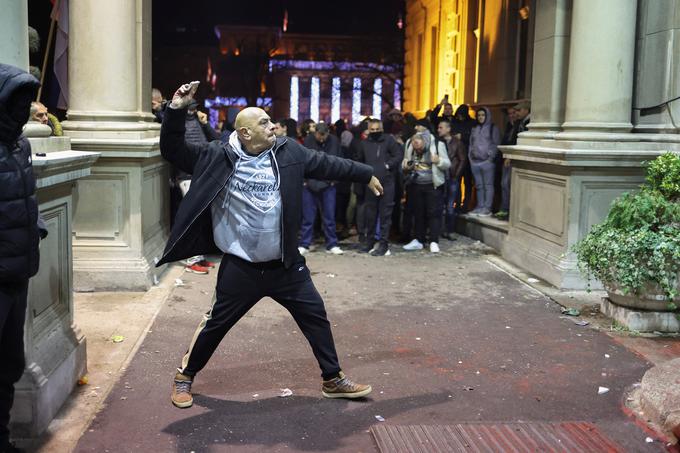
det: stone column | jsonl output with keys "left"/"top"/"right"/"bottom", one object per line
{"left": 67, "top": 1, "right": 137, "bottom": 120}
{"left": 63, "top": 0, "right": 169, "bottom": 291}
{"left": 562, "top": 0, "right": 638, "bottom": 133}
{"left": 0, "top": 0, "right": 29, "bottom": 70}
{"left": 523, "top": 0, "right": 571, "bottom": 136}
{"left": 633, "top": 0, "right": 680, "bottom": 134}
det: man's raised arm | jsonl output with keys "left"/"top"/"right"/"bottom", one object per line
{"left": 159, "top": 81, "right": 206, "bottom": 175}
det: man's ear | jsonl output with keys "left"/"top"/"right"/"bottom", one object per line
{"left": 238, "top": 127, "right": 250, "bottom": 140}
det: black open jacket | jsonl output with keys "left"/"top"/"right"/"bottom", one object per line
{"left": 157, "top": 107, "right": 373, "bottom": 269}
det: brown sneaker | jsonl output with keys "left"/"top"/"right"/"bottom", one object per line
{"left": 171, "top": 372, "right": 194, "bottom": 408}
{"left": 322, "top": 371, "right": 372, "bottom": 399}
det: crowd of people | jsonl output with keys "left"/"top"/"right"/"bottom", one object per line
{"left": 152, "top": 89, "right": 531, "bottom": 266}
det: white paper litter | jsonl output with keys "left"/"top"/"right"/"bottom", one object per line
{"left": 598, "top": 386, "right": 609, "bottom": 395}
{"left": 645, "top": 437, "right": 654, "bottom": 443}
{"left": 252, "top": 393, "right": 259, "bottom": 398}
{"left": 174, "top": 278, "right": 185, "bottom": 287}
{"left": 527, "top": 278, "right": 540, "bottom": 283}
{"left": 604, "top": 354, "right": 610, "bottom": 358}
{"left": 326, "top": 273, "right": 336, "bottom": 278}
{"left": 375, "top": 415, "right": 385, "bottom": 422}
{"left": 279, "top": 388, "right": 293, "bottom": 397}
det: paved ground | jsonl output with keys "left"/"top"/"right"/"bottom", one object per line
{"left": 73, "top": 237, "right": 667, "bottom": 452}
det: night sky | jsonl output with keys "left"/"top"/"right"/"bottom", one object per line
{"left": 153, "top": 0, "right": 405, "bottom": 46}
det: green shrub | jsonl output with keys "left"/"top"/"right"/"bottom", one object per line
{"left": 574, "top": 152, "right": 680, "bottom": 303}
{"left": 645, "top": 152, "right": 680, "bottom": 201}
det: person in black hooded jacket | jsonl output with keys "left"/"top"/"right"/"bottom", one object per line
{"left": 451, "top": 104, "right": 476, "bottom": 212}
{"left": 0, "top": 63, "right": 47, "bottom": 453}
{"left": 357, "top": 118, "right": 403, "bottom": 256}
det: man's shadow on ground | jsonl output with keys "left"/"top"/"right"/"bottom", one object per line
{"left": 162, "top": 390, "right": 452, "bottom": 452}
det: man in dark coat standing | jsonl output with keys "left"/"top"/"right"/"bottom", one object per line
{"left": 357, "top": 118, "right": 403, "bottom": 256}
{"left": 158, "top": 82, "right": 383, "bottom": 409}
{"left": 0, "top": 63, "right": 47, "bottom": 453}
{"left": 299, "top": 122, "right": 344, "bottom": 255}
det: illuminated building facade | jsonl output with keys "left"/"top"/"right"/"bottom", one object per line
{"left": 214, "top": 26, "right": 404, "bottom": 123}
{"left": 404, "top": 0, "right": 680, "bottom": 294}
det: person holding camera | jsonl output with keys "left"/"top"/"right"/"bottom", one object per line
{"left": 401, "top": 132, "right": 450, "bottom": 253}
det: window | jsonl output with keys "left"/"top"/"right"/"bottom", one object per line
{"left": 352, "top": 77, "right": 362, "bottom": 125}
{"left": 310, "top": 77, "right": 320, "bottom": 122}
{"left": 331, "top": 77, "right": 341, "bottom": 123}
{"left": 289, "top": 76, "right": 299, "bottom": 120}
{"left": 372, "top": 78, "right": 382, "bottom": 119}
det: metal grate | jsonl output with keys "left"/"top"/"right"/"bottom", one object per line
{"left": 371, "top": 422, "right": 623, "bottom": 453}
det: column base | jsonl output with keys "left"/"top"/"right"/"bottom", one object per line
{"left": 561, "top": 120, "right": 632, "bottom": 133}
{"left": 499, "top": 137, "right": 663, "bottom": 290}
{"left": 10, "top": 333, "right": 87, "bottom": 441}
{"left": 66, "top": 120, "right": 170, "bottom": 292}
{"left": 74, "top": 257, "right": 168, "bottom": 292}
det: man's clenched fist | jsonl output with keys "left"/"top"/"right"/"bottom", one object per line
{"left": 170, "top": 81, "right": 200, "bottom": 109}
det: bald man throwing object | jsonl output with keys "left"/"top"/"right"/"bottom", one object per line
{"left": 157, "top": 82, "right": 382, "bottom": 408}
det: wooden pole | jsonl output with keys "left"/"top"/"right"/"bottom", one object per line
{"left": 37, "top": 0, "right": 59, "bottom": 102}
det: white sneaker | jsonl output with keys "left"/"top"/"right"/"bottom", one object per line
{"left": 429, "top": 242, "right": 440, "bottom": 253}
{"left": 403, "top": 239, "right": 424, "bottom": 251}
{"left": 326, "top": 246, "right": 344, "bottom": 255}
{"left": 298, "top": 246, "right": 309, "bottom": 256}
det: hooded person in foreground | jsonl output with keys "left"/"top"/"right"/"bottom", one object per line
{"left": 0, "top": 63, "right": 48, "bottom": 453}
{"left": 157, "top": 82, "right": 383, "bottom": 408}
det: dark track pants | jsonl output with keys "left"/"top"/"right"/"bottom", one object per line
{"left": 364, "top": 180, "right": 395, "bottom": 245}
{"left": 0, "top": 280, "right": 28, "bottom": 444}
{"left": 179, "top": 255, "right": 341, "bottom": 380}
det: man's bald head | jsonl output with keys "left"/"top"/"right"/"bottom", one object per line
{"left": 234, "top": 107, "right": 276, "bottom": 153}
{"left": 234, "top": 107, "right": 265, "bottom": 130}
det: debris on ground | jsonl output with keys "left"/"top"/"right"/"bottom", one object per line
{"left": 561, "top": 307, "right": 581, "bottom": 316}
{"left": 279, "top": 388, "right": 293, "bottom": 397}
{"left": 375, "top": 415, "right": 385, "bottom": 422}
{"left": 111, "top": 335, "right": 125, "bottom": 343}
{"left": 598, "top": 386, "right": 609, "bottom": 395}
{"left": 326, "top": 273, "right": 336, "bottom": 278}
{"left": 645, "top": 437, "right": 654, "bottom": 443}
{"left": 77, "top": 376, "right": 89, "bottom": 386}
{"left": 527, "top": 278, "right": 540, "bottom": 283}
{"left": 174, "top": 278, "right": 185, "bottom": 287}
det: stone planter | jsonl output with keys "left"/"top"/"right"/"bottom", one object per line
{"left": 601, "top": 278, "right": 680, "bottom": 333}
{"left": 605, "top": 279, "right": 679, "bottom": 312}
